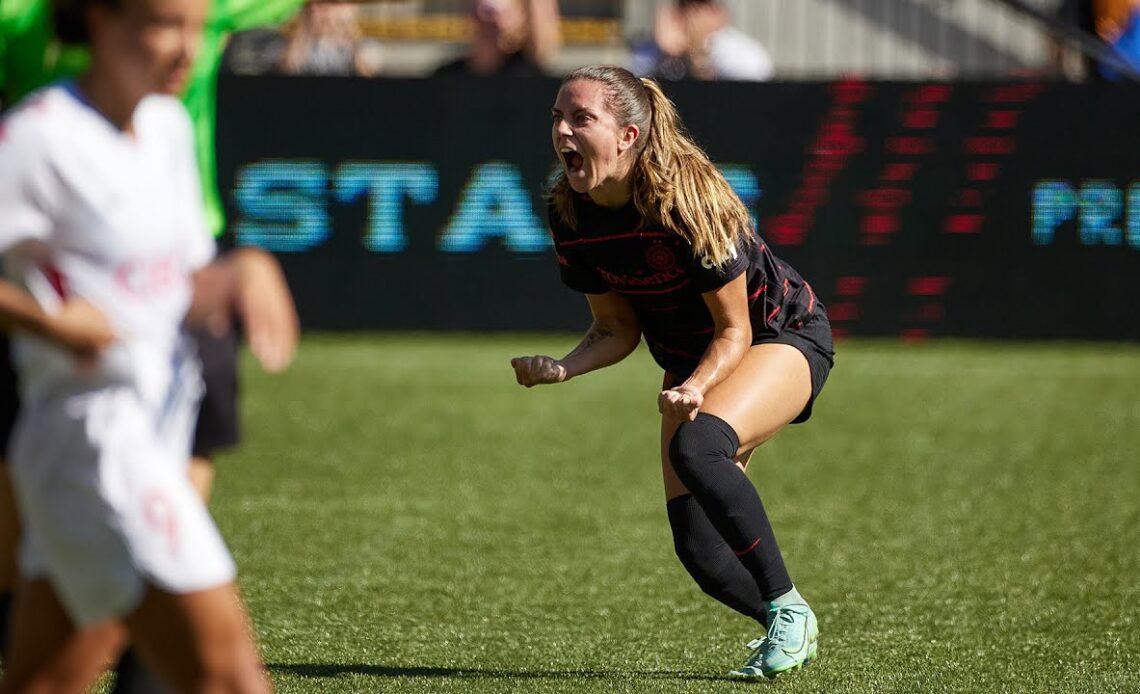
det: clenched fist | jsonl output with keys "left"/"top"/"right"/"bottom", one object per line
{"left": 510, "top": 355, "right": 569, "bottom": 387}
{"left": 658, "top": 384, "right": 703, "bottom": 421}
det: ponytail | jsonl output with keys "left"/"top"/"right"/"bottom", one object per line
{"left": 632, "top": 78, "right": 752, "bottom": 267}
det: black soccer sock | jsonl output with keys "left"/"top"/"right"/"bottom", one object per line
{"left": 113, "top": 647, "right": 173, "bottom": 694}
{"left": 669, "top": 412, "right": 793, "bottom": 602}
{"left": 667, "top": 494, "right": 767, "bottom": 624}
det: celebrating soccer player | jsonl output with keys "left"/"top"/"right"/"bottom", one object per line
{"left": 511, "top": 65, "right": 834, "bottom": 680}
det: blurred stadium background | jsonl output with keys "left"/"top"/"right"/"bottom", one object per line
{"left": 227, "top": 0, "right": 1125, "bottom": 79}
{"left": 218, "top": 0, "right": 1140, "bottom": 341}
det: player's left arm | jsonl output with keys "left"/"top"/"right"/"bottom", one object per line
{"left": 659, "top": 273, "right": 752, "bottom": 421}
{"left": 188, "top": 247, "right": 299, "bottom": 373}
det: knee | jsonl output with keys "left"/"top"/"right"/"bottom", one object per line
{"left": 668, "top": 413, "right": 741, "bottom": 482}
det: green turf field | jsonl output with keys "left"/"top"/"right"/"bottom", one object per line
{"left": 210, "top": 336, "right": 1139, "bottom": 693}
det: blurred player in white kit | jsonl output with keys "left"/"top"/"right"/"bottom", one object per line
{"left": 0, "top": 0, "right": 295, "bottom": 690}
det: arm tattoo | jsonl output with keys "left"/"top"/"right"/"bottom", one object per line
{"left": 566, "top": 326, "right": 614, "bottom": 359}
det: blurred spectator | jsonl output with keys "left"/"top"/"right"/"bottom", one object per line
{"left": 281, "top": 0, "right": 383, "bottom": 77}
{"left": 631, "top": 0, "right": 773, "bottom": 81}
{"left": 1051, "top": 0, "right": 1097, "bottom": 80}
{"left": 1052, "top": 0, "right": 1140, "bottom": 81}
{"left": 1092, "top": 0, "right": 1140, "bottom": 79}
{"left": 434, "top": 0, "right": 562, "bottom": 78}
{"left": 225, "top": 27, "right": 291, "bottom": 76}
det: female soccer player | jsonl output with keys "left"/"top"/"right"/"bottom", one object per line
{"left": 0, "top": 0, "right": 293, "bottom": 690}
{"left": 511, "top": 65, "right": 834, "bottom": 680}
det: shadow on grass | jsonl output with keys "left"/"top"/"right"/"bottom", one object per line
{"left": 269, "top": 663, "right": 738, "bottom": 683}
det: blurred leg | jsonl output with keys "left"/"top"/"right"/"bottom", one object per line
{"left": 188, "top": 456, "right": 216, "bottom": 502}
{"left": 124, "top": 582, "right": 270, "bottom": 694}
{"left": 0, "top": 335, "right": 20, "bottom": 663}
{"left": 115, "top": 327, "right": 230, "bottom": 691}
{"left": 0, "top": 467, "right": 19, "bottom": 661}
{"left": 0, "top": 469, "right": 18, "bottom": 591}
{"left": 0, "top": 578, "right": 125, "bottom": 694}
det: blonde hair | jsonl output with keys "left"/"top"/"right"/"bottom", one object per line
{"left": 550, "top": 65, "right": 752, "bottom": 266}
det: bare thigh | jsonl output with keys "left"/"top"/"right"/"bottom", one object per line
{"left": 0, "top": 578, "right": 125, "bottom": 694}
{"left": 188, "top": 456, "right": 215, "bottom": 502}
{"left": 124, "top": 582, "right": 270, "bottom": 694}
{"left": 659, "top": 343, "right": 812, "bottom": 500}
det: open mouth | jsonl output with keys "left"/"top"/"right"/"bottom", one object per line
{"left": 561, "top": 147, "right": 585, "bottom": 177}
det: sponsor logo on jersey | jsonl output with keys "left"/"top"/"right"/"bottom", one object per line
{"left": 597, "top": 265, "right": 684, "bottom": 288}
{"left": 699, "top": 243, "right": 739, "bottom": 270}
{"left": 114, "top": 253, "right": 183, "bottom": 297}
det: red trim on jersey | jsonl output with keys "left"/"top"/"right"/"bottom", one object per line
{"left": 557, "top": 231, "right": 672, "bottom": 247}
{"left": 41, "top": 264, "right": 69, "bottom": 299}
{"left": 616, "top": 279, "right": 692, "bottom": 295}
{"left": 766, "top": 305, "right": 781, "bottom": 323}
{"left": 748, "top": 285, "right": 767, "bottom": 301}
{"left": 805, "top": 282, "right": 817, "bottom": 313}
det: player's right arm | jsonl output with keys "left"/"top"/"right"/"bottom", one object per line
{"left": 511, "top": 291, "right": 641, "bottom": 387}
{"left": 0, "top": 281, "right": 115, "bottom": 359}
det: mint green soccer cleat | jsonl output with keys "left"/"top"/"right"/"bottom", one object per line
{"left": 728, "top": 588, "right": 818, "bottom": 680}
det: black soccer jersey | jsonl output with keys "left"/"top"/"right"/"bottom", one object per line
{"left": 549, "top": 195, "right": 826, "bottom": 378}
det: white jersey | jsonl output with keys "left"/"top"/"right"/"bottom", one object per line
{"left": 0, "top": 83, "right": 215, "bottom": 411}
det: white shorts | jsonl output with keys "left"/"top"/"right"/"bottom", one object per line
{"left": 9, "top": 383, "right": 236, "bottom": 627}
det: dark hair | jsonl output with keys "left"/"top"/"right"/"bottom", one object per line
{"left": 53, "top": 0, "right": 120, "bottom": 45}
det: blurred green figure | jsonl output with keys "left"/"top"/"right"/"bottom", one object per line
{"left": 0, "top": 0, "right": 305, "bottom": 236}
{"left": 0, "top": 0, "right": 304, "bottom": 686}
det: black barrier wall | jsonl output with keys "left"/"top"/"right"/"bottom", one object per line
{"left": 216, "top": 75, "right": 1140, "bottom": 339}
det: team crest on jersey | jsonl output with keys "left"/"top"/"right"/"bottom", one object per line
{"left": 645, "top": 243, "right": 676, "bottom": 271}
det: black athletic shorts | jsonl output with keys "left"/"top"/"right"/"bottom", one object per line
{"left": 0, "top": 329, "right": 240, "bottom": 462}
{"left": 0, "top": 335, "right": 17, "bottom": 459}
{"left": 189, "top": 326, "right": 240, "bottom": 459}
{"left": 664, "top": 307, "right": 834, "bottom": 424}
{"left": 760, "top": 308, "right": 834, "bottom": 424}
